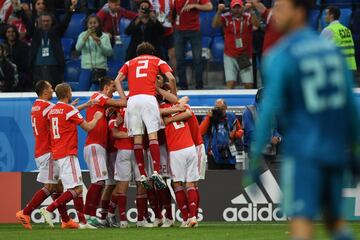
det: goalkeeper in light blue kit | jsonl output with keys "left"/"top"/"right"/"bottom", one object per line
{"left": 250, "top": 0, "right": 359, "bottom": 239}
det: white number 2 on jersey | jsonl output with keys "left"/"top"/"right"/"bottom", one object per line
{"left": 51, "top": 117, "right": 60, "bottom": 139}
{"left": 31, "top": 116, "right": 38, "bottom": 136}
{"left": 136, "top": 60, "right": 149, "bottom": 78}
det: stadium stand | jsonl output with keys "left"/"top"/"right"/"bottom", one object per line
{"left": 64, "top": 59, "right": 81, "bottom": 91}
{"left": 61, "top": 37, "right": 75, "bottom": 60}
{"left": 119, "top": 18, "right": 131, "bottom": 36}
{"left": 62, "top": 13, "right": 87, "bottom": 41}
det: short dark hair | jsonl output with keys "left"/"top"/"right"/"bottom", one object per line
{"left": 292, "top": 0, "right": 315, "bottom": 19}
{"left": 35, "top": 80, "right": 50, "bottom": 96}
{"left": 137, "top": 0, "right": 151, "bottom": 9}
{"left": 327, "top": 6, "right": 341, "bottom": 20}
{"left": 99, "top": 76, "right": 114, "bottom": 91}
{"left": 55, "top": 83, "right": 71, "bottom": 100}
{"left": 136, "top": 42, "right": 155, "bottom": 56}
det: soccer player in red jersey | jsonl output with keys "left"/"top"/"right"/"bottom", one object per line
{"left": 40, "top": 83, "right": 103, "bottom": 229}
{"left": 108, "top": 108, "right": 154, "bottom": 228}
{"left": 16, "top": 81, "right": 78, "bottom": 230}
{"left": 160, "top": 103, "right": 200, "bottom": 228}
{"left": 114, "top": 42, "right": 177, "bottom": 190}
{"left": 83, "top": 77, "right": 126, "bottom": 226}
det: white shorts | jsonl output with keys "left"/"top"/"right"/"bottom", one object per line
{"left": 169, "top": 145, "right": 199, "bottom": 183}
{"left": 35, "top": 152, "right": 59, "bottom": 184}
{"left": 84, "top": 144, "right": 108, "bottom": 183}
{"left": 125, "top": 94, "right": 163, "bottom": 136}
{"left": 106, "top": 151, "right": 117, "bottom": 185}
{"left": 196, "top": 144, "right": 207, "bottom": 180}
{"left": 146, "top": 144, "right": 171, "bottom": 178}
{"left": 114, "top": 149, "right": 141, "bottom": 182}
{"left": 53, "top": 155, "right": 83, "bottom": 190}
{"left": 224, "top": 54, "right": 253, "bottom": 83}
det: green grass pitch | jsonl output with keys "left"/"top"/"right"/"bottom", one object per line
{"left": 0, "top": 222, "right": 359, "bottom": 240}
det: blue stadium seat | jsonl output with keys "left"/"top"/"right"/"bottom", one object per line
{"left": 324, "top": 0, "right": 354, "bottom": 8}
{"left": 308, "top": 9, "right": 320, "bottom": 30}
{"left": 64, "top": 60, "right": 81, "bottom": 89}
{"left": 200, "top": 11, "right": 222, "bottom": 37}
{"left": 61, "top": 37, "right": 74, "bottom": 60}
{"left": 63, "top": 13, "right": 86, "bottom": 41}
{"left": 211, "top": 36, "right": 224, "bottom": 63}
{"left": 111, "top": 35, "right": 131, "bottom": 64}
{"left": 119, "top": 18, "right": 131, "bottom": 35}
{"left": 321, "top": 8, "right": 352, "bottom": 29}
{"left": 107, "top": 60, "right": 128, "bottom": 90}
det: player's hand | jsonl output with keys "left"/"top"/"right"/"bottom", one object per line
{"left": 207, "top": 110, "right": 213, "bottom": 118}
{"left": 175, "top": 103, "right": 186, "bottom": 112}
{"left": 178, "top": 96, "right": 189, "bottom": 105}
{"left": 94, "top": 111, "right": 103, "bottom": 120}
{"left": 70, "top": 98, "right": 80, "bottom": 106}
{"left": 163, "top": 116, "right": 171, "bottom": 125}
{"left": 115, "top": 115, "right": 124, "bottom": 126}
{"left": 217, "top": 3, "right": 226, "bottom": 13}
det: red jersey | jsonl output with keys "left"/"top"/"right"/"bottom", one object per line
{"left": 31, "top": 99, "right": 54, "bottom": 158}
{"left": 108, "top": 108, "right": 133, "bottom": 150}
{"left": 48, "top": 102, "right": 84, "bottom": 160}
{"left": 107, "top": 110, "right": 118, "bottom": 153}
{"left": 262, "top": 9, "right": 283, "bottom": 54}
{"left": 174, "top": 0, "right": 210, "bottom": 31}
{"left": 85, "top": 92, "right": 109, "bottom": 148}
{"left": 187, "top": 108, "right": 203, "bottom": 146}
{"left": 160, "top": 103, "right": 194, "bottom": 151}
{"left": 119, "top": 55, "right": 172, "bottom": 97}
{"left": 221, "top": 12, "right": 253, "bottom": 57}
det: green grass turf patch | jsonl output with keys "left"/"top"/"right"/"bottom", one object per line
{"left": 0, "top": 222, "right": 359, "bottom": 240}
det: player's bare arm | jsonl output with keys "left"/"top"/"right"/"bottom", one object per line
{"left": 80, "top": 111, "right": 103, "bottom": 132}
{"left": 163, "top": 109, "right": 192, "bottom": 125}
{"left": 160, "top": 105, "right": 186, "bottom": 116}
{"left": 74, "top": 99, "right": 100, "bottom": 111}
{"left": 156, "top": 87, "right": 178, "bottom": 104}
{"left": 164, "top": 72, "right": 177, "bottom": 95}
{"left": 178, "top": 96, "right": 190, "bottom": 105}
{"left": 105, "top": 98, "right": 127, "bottom": 108}
{"left": 114, "top": 72, "right": 127, "bottom": 99}
{"left": 111, "top": 128, "right": 129, "bottom": 139}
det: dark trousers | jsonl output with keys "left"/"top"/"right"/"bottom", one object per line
{"left": 207, "top": 154, "right": 236, "bottom": 170}
{"left": 33, "top": 65, "right": 63, "bottom": 87}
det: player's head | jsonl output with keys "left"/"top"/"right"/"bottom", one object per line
{"left": 273, "top": 0, "right": 314, "bottom": 33}
{"left": 108, "top": 0, "right": 121, "bottom": 13}
{"left": 35, "top": 80, "right": 53, "bottom": 100}
{"left": 230, "top": 0, "right": 243, "bottom": 17}
{"left": 100, "top": 76, "right": 116, "bottom": 97}
{"left": 325, "top": 6, "right": 340, "bottom": 24}
{"left": 136, "top": 42, "right": 155, "bottom": 56}
{"left": 55, "top": 83, "right": 72, "bottom": 102}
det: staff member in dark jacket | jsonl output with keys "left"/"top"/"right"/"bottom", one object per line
{"left": 19, "top": 0, "right": 78, "bottom": 87}
{"left": 125, "top": 0, "right": 164, "bottom": 61}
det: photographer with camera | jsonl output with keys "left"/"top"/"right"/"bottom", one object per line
{"left": 212, "top": 0, "right": 260, "bottom": 89}
{"left": 124, "top": 0, "right": 164, "bottom": 61}
{"left": 199, "top": 99, "right": 243, "bottom": 169}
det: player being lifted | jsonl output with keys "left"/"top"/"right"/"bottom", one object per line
{"left": 83, "top": 77, "right": 126, "bottom": 227}
{"left": 251, "top": 0, "right": 358, "bottom": 239}
{"left": 40, "top": 83, "right": 103, "bottom": 229}
{"left": 114, "top": 42, "right": 177, "bottom": 190}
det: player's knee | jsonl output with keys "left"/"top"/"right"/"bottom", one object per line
{"left": 74, "top": 185, "right": 83, "bottom": 195}
{"left": 95, "top": 180, "right": 105, "bottom": 186}
{"left": 44, "top": 183, "right": 56, "bottom": 193}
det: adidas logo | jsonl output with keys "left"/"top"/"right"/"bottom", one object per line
{"left": 223, "top": 170, "right": 287, "bottom": 222}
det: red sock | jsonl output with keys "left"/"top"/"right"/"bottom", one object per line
{"left": 134, "top": 144, "right": 147, "bottom": 176}
{"left": 118, "top": 193, "right": 127, "bottom": 221}
{"left": 46, "top": 190, "right": 76, "bottom": 213}
{"left": 149, "top": 140, "right": 160, "bottom": 173}
{"left": 147, "top": 189, "right": 162, "bottom": 219}
{"left": 136, "top": 194, "right": 147, "bottom": 221}
{"left": 84, "top": 182, "right": 104, "bottom": 216}
{"left": 51, "top": 192, "right": 70, "bottom": 222}
{"left": 174, "top": 187, "right": 188, "bottom": 221}
{"left": 99, "top": 200, "right": 110, "bottom": 220}
{"left": 158, "top": 187, "right": 173, "bottom": 220}
{"left": 186, "top": 187, "right": 198, "bottom": 218}
{"left": 196, "top": 187, "right": 200, "bottom": 218}
{"left": 108, "top": 194, "right": 118, "bottom": 214}
{"left": 73, "top": 194, "right": 86, "bottom": 224}
{"left": 23, "top": 187, "right": 51, "bottom": 215}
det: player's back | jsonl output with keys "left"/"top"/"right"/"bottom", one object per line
{"left": 31, "top": 99, "right": 54, "bottom": 158}
{"left": 48, "top": 102, "right": 83, "bottom": 160}
{"left": 263, "top": 27, "right": 356, "bottom": 166}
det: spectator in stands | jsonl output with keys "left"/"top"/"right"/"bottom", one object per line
{"left": 97, "top": 0, "right": 137, "bottom": 45}
{"left": 242, "top": 88, "right": 281, "bottom": 164}
{"left": 0, "top": 0, "right": 29, "bottom": 41}
{"left": 253, "top": 0, "right": 283, "bottom": 55}
{"left": 321, "top": 6, "right": 357, "bottom": 72}
{"left": 3, "top": 25, "right": 31, "bottom": 91}
{"left": 151, "top": 0, "right": 176, "bottom": 69}
{"left": 0, "top": 43, "right": 19, "bottom": 92}
{"left": 212, "top": 0, "right": 260, "bottom": 89}
{"left": 64, "top": 0, "right": 89, "bottom": 13}
{"left": 200, "top": 99, "right": 243, "bottom": 170}
{"left": 124, "top": 0, "right": 164, "bottom": 60}
{"left": 76, "top": 15, "right": 112, "bottom": 91}
{"left": 20, "top": 0, "right": 78, "bottom": 87}
{"left": 174, "top": 0, "right": 212, "bottom": 90}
